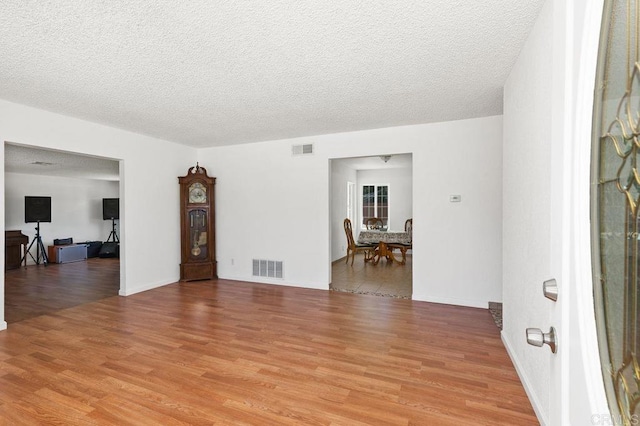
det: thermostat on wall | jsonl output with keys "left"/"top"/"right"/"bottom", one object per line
{"left": 449, "top": 195, "right": 461, "bottom": 202}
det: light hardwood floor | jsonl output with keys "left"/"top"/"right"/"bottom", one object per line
{"left": 0, "top": 263, "right": 537, "bottom": 425}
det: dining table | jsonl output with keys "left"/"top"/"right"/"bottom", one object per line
{"left": 357, "top": 230, "right": 410, "bottom": 265}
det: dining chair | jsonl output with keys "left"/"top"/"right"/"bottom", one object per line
{"left": 344, "top": 218, "right": 375, "bottom": 265}
{"left": 388, "top": 218, "right": 412, "bottom": 264}
{"left": 404, "top": 218, "right": 413, "bottom": 244}
{"left": 365, "top": 218, "right": 384, "bottom": 230}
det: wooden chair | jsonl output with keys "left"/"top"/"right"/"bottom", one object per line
{"left": 388, "top": 218, "right": 412, "bottom": 265}
{"left": 365, "top": 218, "right": 384, "bottom": 230}
{"left": 344, "top": 218, "right": 375, "bottom": 266}
{"left": 404, "top": 218, "right": 413, "bottom": 244}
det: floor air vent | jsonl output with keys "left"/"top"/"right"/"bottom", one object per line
{"left": 292, "top": 143, "right": 313, "bottom": 156}
{"left": 252, "top": 259, "right": 284, "bottom": 278}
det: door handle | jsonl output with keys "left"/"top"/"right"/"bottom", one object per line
{"left": 543, "top": 278, "right": 558, "bottom": 301}
{"left": 526, "top": 327, "right": 557, "bottom": 353}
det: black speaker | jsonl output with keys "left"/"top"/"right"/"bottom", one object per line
{"left": 53, "top": 238, "right": 73, "bottom": 246}
{"left": 99, "top": 242, "right": 119, "bottom": 258}
{"left": 78, "top": 241, "right": 103, "bottom": 258}
{"left": 25, "top": 196, "right": 51, "bottom": 223}
{"left": 102, "top": 198, "right": 119, "bottom": 220}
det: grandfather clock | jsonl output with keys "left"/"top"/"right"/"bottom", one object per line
{"left": 178, "top": 163, "right": 217, "bottom": 281}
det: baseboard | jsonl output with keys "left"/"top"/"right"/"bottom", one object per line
{"left": 216, "top": 273, "right": 328, "bottom": 291}
{"left": 332, "top": 256, "right": 347, "bottom": 264}
{"left": 501, "top": 330, "right": 546, "bottom": 426}
{"left": 119, "top": 278, "right": 178, "bottom": 296}
{"left": 0, "top": 320, "right": 6, "bottom": 331}
{"left": 411, "top": 293, "right": 487, "bottom": 309}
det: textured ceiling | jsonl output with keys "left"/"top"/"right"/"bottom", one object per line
{"left": 5, "top": 144, "right": 120, "bottom": 181}
{"left": 0, "top": 1, "right": 544, "bottom": 148}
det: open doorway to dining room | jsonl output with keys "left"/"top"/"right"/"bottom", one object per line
{"left": 330, "top": 153, "right": 412, "bottom": 298}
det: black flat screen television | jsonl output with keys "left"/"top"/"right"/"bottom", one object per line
{"left": 25, "top": 196, "right": 52, "bottom": 223}
{"left": 103, "top": 198, "right": 119, "bottom": 220}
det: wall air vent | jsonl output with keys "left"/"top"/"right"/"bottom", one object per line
{"left": 292, "top": 143, "right": 314, "bottom": 156}
{"left": 252, "top": 259, "right": 284, "bottom": 279}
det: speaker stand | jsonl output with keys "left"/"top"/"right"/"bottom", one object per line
{"left": 22, "top": 221, "right": 48, "bottom": 266}
{"left": 106, "top": 219, "right": 119, "bottom": 243}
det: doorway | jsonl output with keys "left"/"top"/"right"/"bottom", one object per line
{"left": 330, "top": 153, "right": 413, "bottom": 298}
{"left": 4, "top": 143, "right": 122, "bottom": 323}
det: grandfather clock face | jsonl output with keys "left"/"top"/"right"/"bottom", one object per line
{"left": 188, "top": 182, "right": 207, "bottom": 204}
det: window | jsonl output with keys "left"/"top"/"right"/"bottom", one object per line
{"left": 362, "top": 184, "right": 388, "bottom": 228}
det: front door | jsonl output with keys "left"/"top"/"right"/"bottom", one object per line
{"left": 591, "top": 0, "right": 640, "bottom": 423}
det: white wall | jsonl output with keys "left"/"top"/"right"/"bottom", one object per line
{"left": 0, "top": 99, "right": 196, "bottom": 329}
{"left": 330, "top": 160, "right": 357, "bottom": 262}
{"left": 356, "top": 167, "right": 412, "bottom": 232}
{"left": 503, "top": 1, "right": 610, "bottom": 424}
{"left": 200, "top": 115, "right": 503, "bottom": 308}
{"left": 503, "top": 1, "right": 554, "bottom": 421}
{"left": 5, "top": 173, "right": 119, "bottom": 263}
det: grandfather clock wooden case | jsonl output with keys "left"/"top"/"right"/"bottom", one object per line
{"left": 179, "top": 164, "right": 217, "bottom": 281}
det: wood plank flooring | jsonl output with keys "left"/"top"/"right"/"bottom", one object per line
{"left": 4, "top": 258, "right": 120, "bottom": 323}
{"left": 0, "top": 267, "right": 538, "bottom": 425}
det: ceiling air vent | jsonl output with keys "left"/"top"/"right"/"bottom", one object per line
{"left": 292, "top": 143, "right": 313, "bottom": 156}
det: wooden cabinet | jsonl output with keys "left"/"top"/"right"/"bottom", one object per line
{"left": 5, "top": 230, "right": 28, "bottom": 270}
{"left": 178, "top": 164, "right": 217, "bottom": 281}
